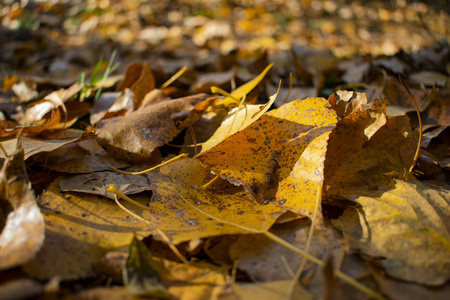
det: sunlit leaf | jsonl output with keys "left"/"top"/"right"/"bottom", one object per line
{"left": 0, "top": 140, "right": 45, "bottom": 270}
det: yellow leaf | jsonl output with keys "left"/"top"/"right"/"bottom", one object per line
{"left": 214, "top": 63, "right": 273, "bottom": 107}
{"left": 198, "top": 97, "right": 338, "bottom": 223}
{"left": 22, "top": 178, "right": 153, "bottom": 280}
{"left": 141, "top": 158, "right": 286, "bottom": 244}
{"left": 200, "top": 89, "right": 278, "bottom": 153}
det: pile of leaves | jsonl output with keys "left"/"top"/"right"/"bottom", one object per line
{"left": 1, "top": 1, "right": 450, "bottom": 300}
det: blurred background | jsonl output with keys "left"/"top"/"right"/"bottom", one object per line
{"left": 1, "top": 0, "right": 448, "bottom": 80}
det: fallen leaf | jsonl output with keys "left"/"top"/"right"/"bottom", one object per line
{"left": 199, "top": 97, "right": 337, "bottom": 222}
{"left": 22, "top": 178, "right": 153, "bottom": 280}
{"left": 193, "top": 69, "right": 236, "bottom": 93}
{"left": 140, "top": 158, "right": 286, "bottom": 244}
{"left": 21, "top": 83, "right": 84, "bottom": 124}
{"left": 0, "top": 139, "right": 45, "bottom": 270}
{"left": 90, "top": 90, "right": 134, "bottom": 125}
{"left": 371, "top": 265, "right": 450, "bottom": 300}
{"left": 199, "top": 92, "right": 277, "bottom": 153}
{"left": 409, "top": 71, "right": 449, "bottom": 87}
{"left": 0, "top": 279, "right": 43, "bottom": 300}
{"left": 337, "top": 180, "right": 450, "bottom": 285}
{"left": 324, "top": 101, "right": 417, "bottom": 196}
{"left": 117, "top": 62, "right": 144, "bottom": 91}
{"left": 96, "top": 93, "right": 207, "bottom": 162}
{"left": 130, "top": 63, "right": 155, "bottom": 107}
{"left": 42, "top": 139, "right": 130, "bottom": 174}
{"left": 11, "top": 79, "right": 38, "bottom": 102}
{"left": 0, "top": 130, "right": 96, "bottom": 160}
{"left": 214, "top": 63, "right": 273, "bottom": 107}
{"left": 60, "top": 171, "right": 151, "bottom": 199}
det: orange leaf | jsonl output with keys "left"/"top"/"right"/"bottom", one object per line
{"left": 198, "top": 97, "right": 338, "bottom": 223}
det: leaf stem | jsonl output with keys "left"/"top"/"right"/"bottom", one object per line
{"left": 399, "top": 76, "right": 422, "bottom": 173}
{"left": 161, "top": 66, "right": 187, "bottom": 89}
{"left": 108, "top": 153, "right": 188, "bottom": 175}
{"left": 107, "top": 184, "right": 151, "bottom": 210}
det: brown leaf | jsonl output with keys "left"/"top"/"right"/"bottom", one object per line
{"left": 60, "top": 171, "right": 152, "bottom": 199}
{"left": 43, "top": 139, "right": 130, "bottom": 174}
{"left": 0, "top": 139, "right": 45, "bottom": 270}
{"left": 130, "top": 63, "right": 155, "bottom": 108}
{"left": 117, "top": 62, "right": 144, "bottom": 91}
{"left": 0, "top": 130, "right": 96, "bottom": 160}
{"left": 324, "top": 100, "right": 416, "bottom": 196}
{"left": 96, "top": 94, "right": 207, "bottom": 162}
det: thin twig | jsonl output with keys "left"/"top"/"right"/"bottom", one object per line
{"left": 161, "top": 66, "right": 188, "bottom": 89}
{"left": 399, "top": 76, "right": 422, "bottom": 173}
{"left": 109, "top": 189, "right": 187, "bottom": 264}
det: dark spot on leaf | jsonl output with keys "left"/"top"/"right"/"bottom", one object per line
{"left": 278, "top": 199, "right": 287, "bottom": 205}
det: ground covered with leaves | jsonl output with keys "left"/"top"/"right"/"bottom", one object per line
{"left": 1, "top": 0, "right": 450, "bottom": 299}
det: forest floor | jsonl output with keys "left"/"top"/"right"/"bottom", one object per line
{"left": 0, "top": 1, "right": 449, "bottom": 300}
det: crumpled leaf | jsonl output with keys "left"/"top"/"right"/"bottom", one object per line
{"left": 0, "top": 139, "right": 45, "bottom": 270}
{"left": 324, "top": 101, "right": 417, "bottom": 196}
{"left": 21, "top": 83, "right": 83, "bottom": 123}
{"left": 198, "top": 97, "right": 337, "bottom": 222}
{"left": 335, "top": 180, "right": 450, "bottom": 285}
{"left": 96, "top": 94, "right": 207, "bottom": 162}
{"left": 22, "top": 178, "right": 153, "bottom": 280}
{"left": 124, "top": 236, "right": 170, "bottom": 298}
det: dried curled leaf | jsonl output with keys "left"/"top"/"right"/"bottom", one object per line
{"left": 0, "top": 139, "right": 45, "bottom": 270}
